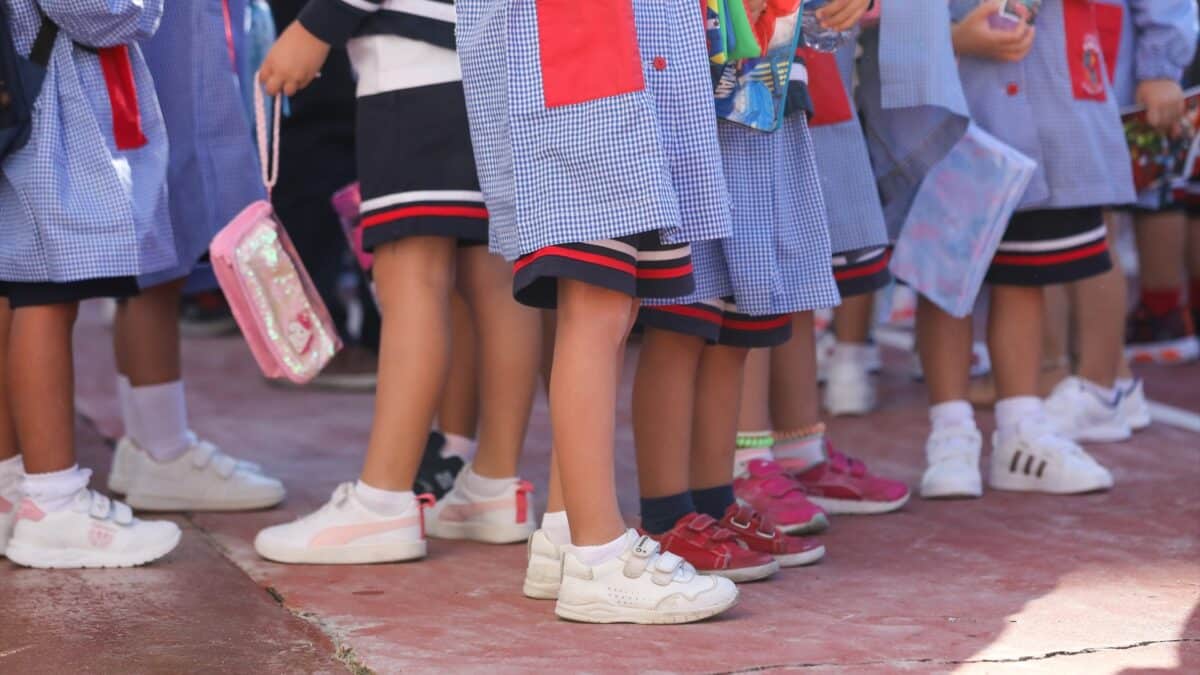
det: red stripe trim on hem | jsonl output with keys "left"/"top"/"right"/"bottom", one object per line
{"left": 833, "top": 251, "right": 891, "bottom": 281}
{"left": 362, "top": 205, "right": 489, "bottom": 229}
{"left": 637, "top": 262, "right": 693, "bottom": 280}
{"left": 723, "top": 314, "right": 792, "bottom": 332}
{"left": 991, "top": 240, "right": 1109, "bottom": 267}
{"left": 514, "top": 246, "right": 637, "bottom": 276}
{"left": 654, "top": 304, "right": 724, "bottom": 325}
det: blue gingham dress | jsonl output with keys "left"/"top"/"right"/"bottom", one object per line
{"left": 809, "top": 37, "right": 888, "bottom": 254}
{"left": 950, "top": 0, "right": 1136, "bottom": 211}
{"left": 651, "top": 115, "right": 841, "bottom": 316}
{"left": 140, "top": 0, "right": 263, "bottom": 287}
{"left": 0, "top": 0, "right": 174, "bottom": 283}
{"left": 455, "top": 0, "right": 732, "bottom": 261}
{"left": 857, "top": 0, "right": 971, "bottom": 237}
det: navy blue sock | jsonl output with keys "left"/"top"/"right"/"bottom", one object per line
{"left": 691, "top": 484, "right": 735, "bottom": 520}
{"left": 639, "top": 491, "right": 695, "bottom": 535}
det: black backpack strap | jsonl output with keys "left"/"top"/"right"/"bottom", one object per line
{"left": 29, "top": 14, "right": 59, "bottom": 67}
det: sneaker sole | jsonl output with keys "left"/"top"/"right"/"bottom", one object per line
{"left": 254, "top": 538, "right": 427, "bottom": 565}
{"left": 426, "top": 519, "right": 535, "bottom": 544}
{"left": 1124, "top": 411, "right": 1152, "bottom": 431}
{"left": 920, "top": 486, "right": 983, "bottom": 500}
{"left": 1125, "top": 337, "right": 1200, "bottom": 365}
{"left": 126, "top": 490, "right": 286, "bottom": 512}
{"left": 807, "top": 492, "right": 911, "bottom": 515}
{"left": 554, "top": 590, "right": 738, "bottom": 625}
{"left": 522, "top": 577, "right": 561, "bottom": 600}
{"left": 4, "top": 529, "right": 182, "bottom": 569}
{"left": 1067, "top": 424, "right": 1132, "bottom": 444}
{"left": 776, "top": 512, "right": 829, "bottom": 535}
{"left": 708, "top": 559, "right": 780, "bottom": 583}
{"left": 775, "top": 544, "right": 825, "bottom": 567}
{"left": 988, "top": 473, "right": 1112, "bottom": 495}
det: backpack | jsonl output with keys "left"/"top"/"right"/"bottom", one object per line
{"left": 0, "top": 7, "right": 57, "bottom": 160}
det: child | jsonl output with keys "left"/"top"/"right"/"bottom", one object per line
{"left": 106, "top": 0, "right": 287, "bottom": 512}
{"left": 920, "top": 0, "right": 1138, "bottom": 497}
{"left": 457, "top": 0, "right": 746, "bottom": 623}
{"left": 0, "top": 0, "right": 181, "bottom": 567}
{"left": 252, "top": 0, "right": 543, "bottom": 564}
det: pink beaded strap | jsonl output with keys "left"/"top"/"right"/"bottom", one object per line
{"left": 252, "top": 73, "right": 282, "bottom": 196}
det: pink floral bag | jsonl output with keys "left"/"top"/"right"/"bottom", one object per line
{"left": 210, "top": 82, "right": 341, "bottom": 384}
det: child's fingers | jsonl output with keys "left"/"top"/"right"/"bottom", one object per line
{"left": 817, "top": 0, "right": 865, "bottom": 31}
{"left": 262, "top": 73, "right": 285, "bottom": 97}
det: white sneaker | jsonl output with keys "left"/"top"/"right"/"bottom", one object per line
{"left": 920, "top": 425, "right": 984, "bottom": 499}
{"left": 989, "top": 420, "right": 1114, "bottom": 495}
{"left": 123, "top": 435, "right": 285, "bottom": 512}
{"left": 1045, "top": 377, "right": 1132, "bottom": 443}
{"left": 254, "top": 483, "right": 429, "bottom": 564}
{"left": 823, "top": 357, "right": 876, "bottom": 416}
{"left": 0, "top": 491, "right": 16, "bottom": 557}
{"left": 554, "top": 530, "right": 738, "bottom": 624}
{"left": 425, "top": 469, "right": 535, "bottom": 544}
{"left": 109, "top": 434, "right": 264, "bottom": 495}
{"left": 817, "top": 334, "right": 882, "bottom": 384}
{"left": 911, "top": 342, "right": 992, "bottom": 380}
{"left": 523, "top": 529, "right": 564, "bottom": 600}
{"left": 5, "top": 490, "right": 181, "bottom": 569}
{"left": 1117, "top": 379, "right": 1152, "bottom": 431}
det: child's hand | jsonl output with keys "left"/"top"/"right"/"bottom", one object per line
{"left": 952, "top": 2, "right": 1036, "bottom": 63}
{"left": 258, "top": 22, "right": 331, "bottom": 97}
{"left": 1136, "top": 79, "right": 1186, "bottom": 135}
{"left": 815, "top": 0, "right": 872, "bottom": 32}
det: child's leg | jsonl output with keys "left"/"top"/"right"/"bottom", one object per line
{"left": 633, "top": 327, "right": 704, "bottom": 532}
{"left": 552, "top": 279, "right": 636, "bottom": 545}
{"left": 826, "top": 293, "right": 878, "bottom": 416}
{"left": 1133, "top": 209, "right": 1187, "bottom": 307}
{"left": 737, "top": 347, "right": 773, "bottom": 432}
{"left": 438, "top": 292, "right": 479, "bottom": 442}
{"left": 10, "top": 302, "right": 79, "bottom": 474}
{"left": 769, "top": 311, "right": 821, "bottom": 431}
{"left": 833, "top": 293, "right": 873, "bottom": 344}
{"left": 916, "top": 298, "right": 973, "bottom": 405}
{"left": 689, "top": 345, "right": 748, "bottom": 504}
{"left": 988, "top": 286, "right": 1043, "bottom": 400}
{"left": 113, "top": 278, "right": 186, "bottom": 386}
{"left": 1065, "top": 224, "right": 1125, "bottom": 389}
{"left": 454, "top": 246, "right": 540, "bottom": 479}
{"left": 0, "top": 298, "right": 17, "bottom": 462}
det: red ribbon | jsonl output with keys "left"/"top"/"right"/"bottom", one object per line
{"left": 97, "top": 45, "right": 147, "bottom": 150}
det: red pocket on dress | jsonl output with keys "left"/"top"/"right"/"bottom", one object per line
{"left": 799, "top": 48, "right": 852, "bottom": 127}
{"left": 1063, "top": 0, "right": 1108, "bottom": 102}
{"left": 1092, "top": 2, "right": 1123, "bottom": 86}
{"left": 536, "top": 0, "right": 646, "bottom": 108}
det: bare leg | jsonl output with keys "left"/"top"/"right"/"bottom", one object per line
{"left": 769, "top": 311, "right": 821, "bottom": 429}
{"left": 737, "top": 348, "right": 772, "bottom": 431}
{"left": 833, "top": 294, "right": 873, "bottom": 344}
{"left": 988, "top": 286, "right": 1044, "bottom": 399}
{"left": 1134, "top": 209, "right": 1187, "bottom": 293}
{"left": 916, "top": 297, "right": 972, "bottom": 405}
{"left": 633, "top": 327, "right": 704, "bottom": 499}
{"left": 10, "top": 303, "right": 79, "bottom": 474}
{"left": 1189, "top": 215, "right": 1200, "bottom": 277}
{"left": 438, "top": 292, "right": 479, "bottom": 439}
{"left": 455, "top": 247, "right": 541, "bottom": 479}
{"left": 552, "top": 280, "right": 636, "bottom": 545}
{"left": 541, "top": 310, "right": 564, "bottom": 513}
{"left": 113, "top": 278, "right": 187, "bottom": 385}
{"left": 360, "top": 237, "right": 456, "bottom": 491}
{"left": 690, "top": 345, "right": 749, "bottom": 490}
{"left": 1041, "top": 285, "right": 1072, "bottom": 392}
{"left": 0, "top": 299, "right": 17, "bottom": 461}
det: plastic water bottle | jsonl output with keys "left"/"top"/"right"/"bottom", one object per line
{"left": 802, "top": 0, "right": 851, "bottom": 52}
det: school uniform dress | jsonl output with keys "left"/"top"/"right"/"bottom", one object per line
{"left": 456, "top": 0, "right": 733, "bottom": 308}
{"left": 299, "top": 0, "right": 490, "bottom": 252}
{"left": 951, "top": 0, "right": 1138, "bottom": 286}
{"left": 804, "top": 38, "right": 891, "bottom": 298}
{"left": 140, "top": 0, "right": 263, "bottom": 288}
{"left": 0, "top": 0, "right": 172, "bottom": 307}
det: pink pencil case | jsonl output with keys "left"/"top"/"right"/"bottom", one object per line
{"left": 210, "top": 79, "right": 342, "bottom": 384}
{"left": 331, "top": 181, "right": 372, "bottom": 272}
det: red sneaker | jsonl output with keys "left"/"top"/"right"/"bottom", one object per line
{"left": 643, "top": 513, "right": 779, "bottom": 583}
{"left": 779, "top": 442, "right": 910, "bottom": 515}
{"left": 719, "top": 504, "right": 825, "bottom": 567}
{"left": 734, "top": 459, "right": 829, "bottom": 534}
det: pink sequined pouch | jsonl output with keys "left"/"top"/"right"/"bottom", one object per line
{"left": 331, "top": 182, "right": 372, "bottom": 272}
{"left": 210, "top": 81, "right": 341, "bottom": 384}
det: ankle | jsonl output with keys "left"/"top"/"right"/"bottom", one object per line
{"left": 929, "top": 400, "right": 975, "bottom": 432}
{"left": 22, "top": 464, "right": 89, "bottom": 511}
{"left": 772, "top": 423, "right": 826, "bottom": 466}
{"left": 460, "top": 464, "right": 515, "bottom": 499}
{"left": 568, "top": 531, "right": 629, "bottom": 567}
{"left": 354, "top": 480, "right": 415, "bottom": 516}
{"left": 639, "top": 491, "right": 694, "bottom": 535}
{"left": 541, "top": 510, "right": 571, "bottom": 546}
{"left": 994, "top": 396, "right": 1044, "bottom": 440}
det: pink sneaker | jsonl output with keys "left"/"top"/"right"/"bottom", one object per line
{"left": 779, "top": 443, "right": 910, "bottom": 515}
{"left": 734, "top": 460, "right": 829, "bottom": 534}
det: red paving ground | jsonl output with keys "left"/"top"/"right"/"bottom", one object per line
{"left": 2, "top": 304, "right": 1197, "bottom": 673}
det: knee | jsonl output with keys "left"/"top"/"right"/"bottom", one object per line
{"left": 556, "top": 283, "right": 635, "bottom": 344}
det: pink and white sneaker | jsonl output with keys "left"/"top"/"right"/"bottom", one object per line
{"left": 779, "top": 443, "right": 910, "bottom": 515}
{"left": 5, "top": 490, "right": 181, "bottom": 569}
{"left": 426, "top": 469, "right": 535, "bottom": 544}
{"left": 0, "top": 493, "right": 16, "bottom": 556}
{"left": 733, "top": 459, "right": 828, "bottom": 534}
{"left": 254, "top": 483, "right": 431, "bottom": 564}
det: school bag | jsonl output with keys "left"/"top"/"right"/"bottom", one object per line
{"left": 0, "top": 8, "right": 56, "bottom": 159}
{"left": 211, "top": 80, "right": 342, "bottom": 384}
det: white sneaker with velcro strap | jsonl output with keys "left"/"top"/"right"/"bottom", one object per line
{"left": 989, "top": 419, "right": 1114, "bottom": 495}
{"left": 124, "top": 434, "right": 285, "bottom": 512}
{"left": 108, "top": 434, "right": 265, "bottom": 495}
{"left": 554, "top": 530, "right": 738, "bottom": 624}
{"left": 5, "top": 489, "right": 181, "bottom": 569}
{"left": 523, "top": 529, "right": 565, "bottom": 600}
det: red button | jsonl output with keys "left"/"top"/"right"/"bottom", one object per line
{"left": 653, "top": 56, "right": 667, "bottom": 71}
{"left": 1006, "top": 82, "right": 1020, "bottom": 96}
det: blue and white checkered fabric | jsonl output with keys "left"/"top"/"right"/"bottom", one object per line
{"left": 950, "top": 0, "right": 1136, "bottom": 211}
{"left": 811, "top": 39, "right": 888, "bottom": 254}
{"left": 652, "top": 115, "right": 840, "bottom": 316}
{"left": 140, "top": 0, "right": 263, "bottom": 288}
{"left": 0, "top": 0, "right": 174, "bottom": 283}
{"left": 1106, "top": 0, "right": 1198, "bottom": 107}
{"left": 457, "top": 0, "right": 731, "bottom": 261}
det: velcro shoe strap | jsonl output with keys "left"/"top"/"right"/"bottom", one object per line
{"left": 112, "top": 500, "right": 134, "bottom": 525}
{"left": 650, "top": 551, "right": 687, "bottom": 586}
{"left": 623, "top": 535, "right": 659, "bottom": 578}
{"left": 89, "top": 493, "right": 112, "bottom": 520}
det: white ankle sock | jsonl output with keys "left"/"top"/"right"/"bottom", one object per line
{"left": 128, "top": 381, "right": 192, "bottom": 462}
{"left": 733, "top": 446, "right": 775, "bottom": 477}
{"left": 441, "top": 433, "right": 477, "bottom": 461}
{"left": 461, "top": 465, "right": 513, "bottom": 499}
{"left": 22, "top": 464, "right": 90, "bottom": 511}
{"left": 1115, "top": 377, "right": 1137, "bottom": 395}
{"left": 995, "top": 396, "right": 1044, "bottom": 443}
{"left": 773, "top": 432, "right": 826, "bottom": 467}
{"left": 930, "top": 400, "right": 975, "bottom": 431}
{"left": 354, "top": 480, "right": 415, "bottom": 517}
{"left": 1079, "top": 378, "right": 1118, "bottom": 405}
{"left": 569, "top": 531, "right": 630, "bottom": 567}
{"left": 116, "top": 375, "right": 135, "bottom": 436}
{"left": 541, "top": 510, "right": 571, "bottom": 546}
{"left": 832, "top": 342, "right": 872, "bottom": 365}
{"left": 0, "top": 455, "right": 24, "bottom": 498}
